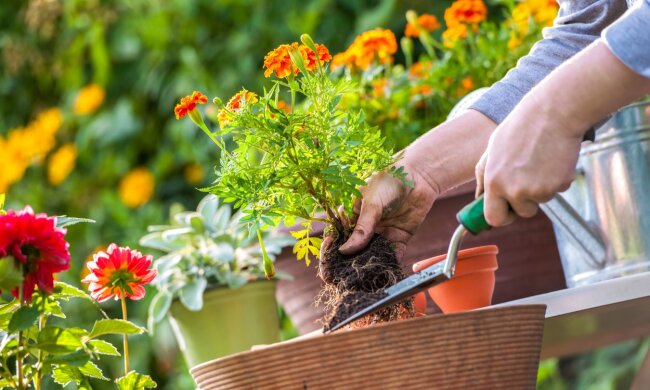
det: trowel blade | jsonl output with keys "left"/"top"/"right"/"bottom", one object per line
{"left": 325, "top": 261, "right": 450, "bottom": 333}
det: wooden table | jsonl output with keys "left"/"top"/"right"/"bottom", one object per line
{"left": 494, "top": 271, "right": 650, "bottom": 388}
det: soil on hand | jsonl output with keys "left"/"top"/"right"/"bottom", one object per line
{"left": 318, "top": 232, "right": 415, "bottom": 332}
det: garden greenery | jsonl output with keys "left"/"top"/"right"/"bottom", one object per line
{"left": 139, "top": 195, "right": 293, "bottom": 330}
{"left": 178, "top": 35, "right": 410, "bottom": 275}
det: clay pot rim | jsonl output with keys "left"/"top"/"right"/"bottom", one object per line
{"left": 413, "top": 245, "right": 499, "bottom": 272}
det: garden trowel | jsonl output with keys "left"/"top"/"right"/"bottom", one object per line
{"left": 326, "top": 193, "right": 608, "bottom": 332}
{"left": 325, "top": 195, "right": 490, "bottom": 333}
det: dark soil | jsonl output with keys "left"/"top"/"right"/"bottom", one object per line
{"left": 318, "top": 231, "right": 415, "bottom": 332}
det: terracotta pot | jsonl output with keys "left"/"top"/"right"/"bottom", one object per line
{"left": 276, "top": 182, "right": 566, "bottom": 334}
{"left": 412, "top": 245, "right": 498, "bottom": 313}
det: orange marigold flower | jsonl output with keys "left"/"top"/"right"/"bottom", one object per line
{"left": 442, "top": 23, "right": 469, "bottom": 47}
{"left": 174, "top": 91, "right": 208, "bottom": 120}
{"left": 408, "top": 61, "right": 432, "bottom": 79}
{"left": 264, "top": 43, "right": 300, "bottom": 78}
{"left": 218, "top": 89, "right": 259, "bottom": 128}
{"left": 404, "top": 14, "right": 441, "bottom": 37}
{"left": 444, "top": 0, "right": 487, "bottom": 27}
{"left": 411, "top": 84, "right": 433, "bottom": 97}
{"left": 461, "top": 76, "right": 474, "bottom": 91}
{"left": 372, "top": 78, "right": 389, "bottom": 98}
{"left": 82, "top": 244, "right": 156, "bottom": 302}
{"left": 336, "top": 29, "right": 397, "bottom": 71}
{"left": 300, "top": 44, "right": 332, "bottom": 71}
{"left": 276, "top": 100, "right": 291, "bottom": 114}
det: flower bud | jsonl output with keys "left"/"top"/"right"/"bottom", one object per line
{"left": 406, "top": 10, "right": 418, "bottom": 26}
{"left": 212, "top": 97, "right": 223, "bottom": 108}
{"left": 400, "top": 37, "right": 414, "bottom": 58}
{"left": 300, "top": 34, "right": 318, "bottom": 54}
{"left": 288, "top": 48, "right": 308, "bottom": 75}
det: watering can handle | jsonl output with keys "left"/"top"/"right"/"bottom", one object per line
{"left": 457, "top": 194, "right": 491, "bottom": 235}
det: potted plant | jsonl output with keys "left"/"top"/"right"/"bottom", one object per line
{"left": 139, "top": 194, "right": 293, "bottom": 367}
{"left": 175, "top": 34, "right": 420, "bottom": 331}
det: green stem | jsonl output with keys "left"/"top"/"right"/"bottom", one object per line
{"left": 1, "top": 359, "right": 17, "bottom": 388}
{"left": 33, "top": 311, "right": 46, "bottom": 390}
{"left": 120, "top": 295, "right": 129, "bottom": 375}
{"left": 288, "top": 74, "right": 296, "bottom": 114}
{"left": 16, "top": 281, "right": 24, "bottom": 390}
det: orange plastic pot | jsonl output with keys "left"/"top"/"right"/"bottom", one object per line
{"left": 412, "top": 245, "right": 499, "bottom": 314}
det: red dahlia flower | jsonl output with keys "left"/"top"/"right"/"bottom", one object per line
{"left": 0, "top": 207, "right": 70, "bottom": 300}
{"left": 82, "top": 244, "right": 156, "bottom": 302}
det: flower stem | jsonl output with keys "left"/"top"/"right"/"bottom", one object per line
{"left": 120, "top": 294, "right": 129, "bottom": 375}
{"left": 33, "top": 312, "right": 46, "bottom": 390}
{"left": 16, "top": 281, "right": 24, "bottom": 390}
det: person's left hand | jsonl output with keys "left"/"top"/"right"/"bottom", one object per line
{"left": 475, "top": 94, "right": 583, "bottom": 227}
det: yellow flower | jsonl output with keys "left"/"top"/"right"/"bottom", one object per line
{"left": 511, "top": 0, "right": 558, "bottom": 36}
{"left": 74, "top": 84, "right": 105, "bottom": 115}
{"left": 118, "top": 168, "right": 155, "bottom": 208}
{"left": 0, "top": 138, "right": 28, "bottom": 193}
{"left": 184, "top": 163, "right": 205, "bottom": 184}
{"left": 0, "top": 108, "right": 63, "bottom": 192}
{"left": 48, "top": 144, "right": 77, "bottom": 186}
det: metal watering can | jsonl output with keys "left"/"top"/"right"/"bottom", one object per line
{"left": 555, "top": 99, "right": 650, "bottom": 286}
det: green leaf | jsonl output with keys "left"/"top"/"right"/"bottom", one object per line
{"left": 45, "top": 350, "right": 91, "bottom": 367}
{"left": 52, "top": 281, "right": 92, "bottom": 300}
{"left": 55, "top": 216, "right": 96, "bottom": 228}
{"left": 53, "top": 365, "right": 84, "bottom": 387}
{"left": 79, "top": 361, "right": 108, "bottom": 380}
{"left": 36, "top": 327, "right": 84, "bottom": 354}
{"left": 88, "top": 319, "right": 145, "bottom": 339}
{"left": 8, "top": 306, "right": 41, "bottom": 333}
{"left": 88, "top": 339, "right": 120, "bottom": 356}
{"left": 148, "top": 291, "right": 172, "bottom": 325}
{"left": 179, "top": 277, "right": 207, "bottom": 311}
{"left": 116, "top": 371, "right": 157, "bottom": 389}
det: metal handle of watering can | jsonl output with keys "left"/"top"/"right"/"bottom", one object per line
{"left": 448, "top": 193, "right": 608, "bottom": 276}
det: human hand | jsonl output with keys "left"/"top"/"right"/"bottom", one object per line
{"left": 475, "top": 41, "right": 650, "bottom": 227}
{"left": 474, "top": 96, "right": 583, "bottom": 227}
{"left": 338, "top": 162, "right": 439, "bottom": 261}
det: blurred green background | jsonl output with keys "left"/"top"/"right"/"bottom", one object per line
{"left": 1, "top": 0, "right": 646, "bottom": 388}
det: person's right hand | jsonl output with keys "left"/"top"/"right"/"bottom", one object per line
{"left": 338, "top": 162, "right": 439, "bottom": 261}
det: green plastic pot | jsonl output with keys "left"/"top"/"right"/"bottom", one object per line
{"left": 169, "top": 280, "right": 279, "bottom": 367}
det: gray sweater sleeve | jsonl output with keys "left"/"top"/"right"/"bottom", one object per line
{"left": 603, "top": 0, "right": 650, "bottom": 78}
{"left": 470, "top": 0, "right": 627, "bottom": 124}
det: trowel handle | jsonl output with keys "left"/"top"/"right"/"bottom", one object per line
{"left": 457, "top": 194, "right": 491, "bottom": 235}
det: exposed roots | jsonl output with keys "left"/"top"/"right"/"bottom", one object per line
{"left": 317, "top": 230, "right": 415, "bottom": 332}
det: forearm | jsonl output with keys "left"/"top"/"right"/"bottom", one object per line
{"left": 401, "top": 110, "right": 497, "bottom": 194}
{"left": 471, "top": 0, "right": 626, "bottom": 124}
{"left": 521, "top": 41, "right": 650, "bottom": 138}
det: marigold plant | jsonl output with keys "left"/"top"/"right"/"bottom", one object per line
{"left": 175, "top": 34, "right": 407, "bottom": 275}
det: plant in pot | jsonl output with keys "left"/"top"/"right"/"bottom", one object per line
{"left": 139, "top": 194, "right": 293, "bottom": 367}
{"left": 174, "top": 35, "right": 416, "bottom": 331}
